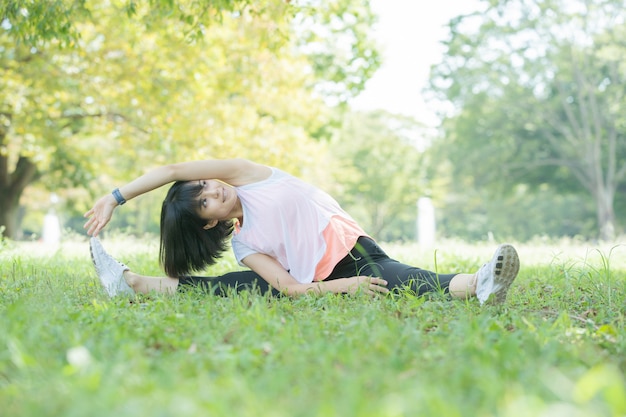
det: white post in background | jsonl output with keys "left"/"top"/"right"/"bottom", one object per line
{"left": 42, "top": 193, "right": 61, "bottom": 245}
{"left": 417, "top": 197, "right": 435, "bottom": 246}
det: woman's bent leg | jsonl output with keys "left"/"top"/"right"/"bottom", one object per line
{"left": 329, "top": 237, "right": 458, "bottom": 296}
{"left": 359, "top": 259, "right": 457, "bottom": 295}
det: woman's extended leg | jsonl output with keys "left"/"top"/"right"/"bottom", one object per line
{"left": 448, "top": 274, "right": 477, "bottom": 299}
{"left": 90, "top": 238, "right": 273, "bottom": 297}
{"left": 434, "top": 243, "right": 520, "bottom": 303}
{"left": 178, "top": 271, "right": 279, "bottom": 296}
{"left": 125, "top": 271, "right": 277, "bottom": 296}
{"left": 329, "top": 237, "right": 520, "bottom": 304}
{"left": 89, "top": 237, "right": 176, "bottom": 296}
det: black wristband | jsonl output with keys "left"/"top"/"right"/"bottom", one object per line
{"left": 112, "top": 188, "right": 126, "bottom": 205}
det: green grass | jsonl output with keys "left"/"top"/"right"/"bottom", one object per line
{"left": 1, "top": 237, "right": 625, "bottom": 417}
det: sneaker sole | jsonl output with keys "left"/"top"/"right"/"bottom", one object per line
{"left": 489, "top": 244, "right": 520, "bottom": 304}
{"left": 89, "top": 239, "right": 114, "bottom": 296}
{"left": 89, "top": 239, "right": 104, "bottom": 277}
{"left": 89, "top": 238, "right": 131, "bottom": 297}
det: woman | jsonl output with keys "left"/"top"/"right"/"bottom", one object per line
{"left": 85, "top": 158, "right": 519, "bottom": 303}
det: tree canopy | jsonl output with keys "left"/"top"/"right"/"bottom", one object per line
{"left": 427, "top": 0, "right": 626, "bottom": 240}
{"left": 0, "top": 0, "right": 380, "bottom": 239}
{"left": 1, "top": 0, "right": 254, "bottom": 45}
{"left": 330, "top": 111, "right": 428, "bottom": 242}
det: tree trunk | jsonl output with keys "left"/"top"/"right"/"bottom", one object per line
{"left": 0, "top": 193, "right": 19, "bottom": 239}
{"left": 0, "top": 155, "right": 39, "bottom": 239}
{"left": 0, "top": 112, "right": 39, "bottom": 239}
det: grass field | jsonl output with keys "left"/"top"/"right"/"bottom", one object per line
{"left": 1, "top": 237, "right": 625, "bottom": 417}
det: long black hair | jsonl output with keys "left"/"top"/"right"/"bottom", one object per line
{"left": 159, "top": 181, "right": 234, "bottom": 277}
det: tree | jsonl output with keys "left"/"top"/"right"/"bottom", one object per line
{"left": 330, "top": 111, "right": 428, "bottom": 241}
{"left": 291, "top": 0, "right": 381, "bottom": 103}
{"left": 0, "top": 0, "right": 255, "bottom": 45}
{"left": 0, "top": 0, "right": 380, "bottom": 238}
{"left": 427, "top": 0, "right": 626, "bottom": 240}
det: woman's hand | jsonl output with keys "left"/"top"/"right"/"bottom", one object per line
{"left": 331, "top": 276, "right": 389, "bottom": 296}
{"left": 83, "top": 194, "right": 118, "bottom": 236}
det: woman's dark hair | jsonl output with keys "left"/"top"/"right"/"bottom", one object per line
{"left": 159, "top": 181, "right": 234, "bottom": 277}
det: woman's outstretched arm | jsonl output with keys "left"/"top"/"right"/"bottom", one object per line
{"left": 84, "top": 158, "right": 270, "bottom": 236}
{"left": 242, "top": 253, "right": 389, "bottom": 297}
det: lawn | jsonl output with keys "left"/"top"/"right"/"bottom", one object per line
{"left": 1, "top": 237, "right": 625, "bottom": 417}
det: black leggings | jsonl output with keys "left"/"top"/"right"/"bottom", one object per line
{"left": 178, "top": 237, "right": 457, "bottom": 296}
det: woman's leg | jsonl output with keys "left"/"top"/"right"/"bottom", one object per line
{"left": 90, "top": 237, "right": 274, "bottom": 297}
{"left": 90, "top": 237, "right": 178, "bottom": 296}
{"left": 423, "top": 242, "right": 521, "bottom": 302}
{"left": 98, "top": 269, "right": 274, "bottom": 297}
{"left": 357, "top": 257, "right": 459, "bottom": 296}
{"left": 124, "top": 271, "right": 179, "bottom": 295}
{"left": 327, "top": 237, "right": 457, "bottom": 295}
{"left": 448, "top": 274, "right": 477, "bottom": 299}
{"left": 328, "top": 237, "right": 519, "bottom": 303}
{"left": 178, "top": 270, "right": 279, "bottom": 296}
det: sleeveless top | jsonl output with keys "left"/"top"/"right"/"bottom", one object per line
{"left": 231, "top": 168, "right": 366, "bottom": 283}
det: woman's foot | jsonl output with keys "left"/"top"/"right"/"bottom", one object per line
{"left": 475, "top": 244, "right": 520, "bottom": 304}
{"left": 89, "top": 237, "right": 134, "bottom": 297}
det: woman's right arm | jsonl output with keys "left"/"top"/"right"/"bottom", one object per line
{"left": 242, "top": 253, "right": 389, "bottom": 297}
{"left": 84, "top": 158, "right": 270, "bottom": 236}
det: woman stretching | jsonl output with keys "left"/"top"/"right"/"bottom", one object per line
{"left": 84, "top": 158, "right": 519, "bottom": 303}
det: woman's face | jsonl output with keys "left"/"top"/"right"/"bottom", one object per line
{"left": 194, "top": 180, "right": 238, "bottom": 225}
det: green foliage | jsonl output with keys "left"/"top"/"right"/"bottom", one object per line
{"left": 292, "top": 0, "right": 381, "bottom": 103}
{"left": 438, "top": 184, "right": 597, "bottom": 242}
{"left": 0, "top": 0, "right": 381, "bottom": 238}
{"left": 0, "top": 0, "right": 89, "bottom": 46}
{"left": 330, "top": 111, "right": 428, "bottom": 241}
{"left": 426, "top": 0, "right": 626, "bottom": 240}
{"left": 0, "top": 0, "right": 257, "bottom": 45}
{"left": 1, "top": 239, "right": 625, "bottom": 416}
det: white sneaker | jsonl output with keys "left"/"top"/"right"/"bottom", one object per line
{"left": 89, "top": 237, "right": 134, "bottom": 297}
{"left": 475, "top": 244, "right": 520, "bottom": 305}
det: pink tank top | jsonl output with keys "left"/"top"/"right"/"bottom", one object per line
{"left": 231, "top": 168, "right": 366, "bottom": 283}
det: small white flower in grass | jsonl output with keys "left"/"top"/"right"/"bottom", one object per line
{"left": 67, "top": 346, "right": 93, "bottom": 369}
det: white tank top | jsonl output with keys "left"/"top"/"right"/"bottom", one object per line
{"left": 231, "top": 168, "right": 365, "bottom": 283}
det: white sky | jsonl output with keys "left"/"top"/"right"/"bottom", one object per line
{"left": 350, "top": 0, "right": 482, "bottom": 127}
